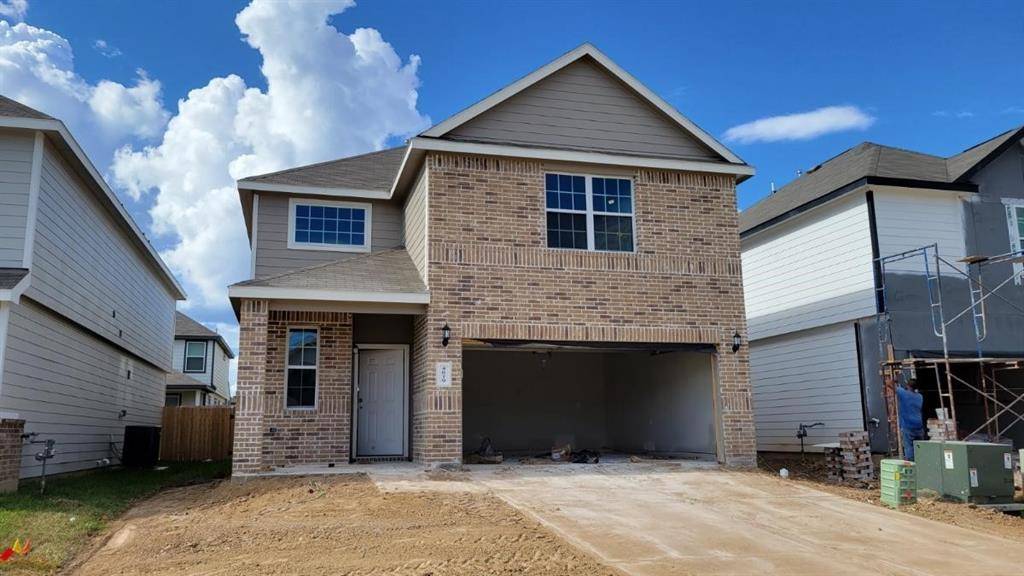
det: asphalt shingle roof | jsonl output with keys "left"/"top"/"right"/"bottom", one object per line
{"left": 174, "top": 312, "right": 235, "bottom": 358}
{"left": 0, "top": 268, "right": 28, "bottom": 290}
{"left": 0, "top": 95, "right": 52, "bottom": 120}
{"left": 238, "top": 147, "right": 406, "bottom": 191}
{"left": 740, "top": 127, "right": 1024, "bottom": 235}
{"left": 234, "top": 248, "right": 427, "bottom": 295}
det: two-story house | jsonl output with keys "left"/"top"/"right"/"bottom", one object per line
{"left": 228, "top": 44, "right": 757, "bottom": 475}
{"left": 741, "top": 126, "right": 1024, "bottom": 453}
{"left": 0, "top": 96, "right": 185, "bottom": 488}
{"left": 165, "top": 311, "right": 234, "bottom": 406}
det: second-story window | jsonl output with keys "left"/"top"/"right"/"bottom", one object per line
{"left": 545, "top": 173, "right": 634, "bottom": 252}
{"left": 184, "top": 341, "right": 206, "bottom": 373}
{"left": 289, "top": 199, "right": 371, "bottom": 252}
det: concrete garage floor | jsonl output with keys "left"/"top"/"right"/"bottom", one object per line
{"left": 375, "top": 462, "right": 1024, "bottom": 576}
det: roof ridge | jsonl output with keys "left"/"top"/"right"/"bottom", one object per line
{"left": 948, "top": 126, "right": 1023, "bottom": 157}
{"left": 239, "top": 146, "right": 406, "bottom": 182}
{"left": 237, "top": 248, "right": 403, "bottom": 285}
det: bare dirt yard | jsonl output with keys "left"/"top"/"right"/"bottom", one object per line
{"left": 68, "top": 474, "right": 620, "bottom": 576}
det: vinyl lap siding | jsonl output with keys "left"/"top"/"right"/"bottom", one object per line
{"left": 0, "top": 130, "right": 34, "bottom": 268}
{"left": 25, "top": 143, "right": 175, "bottom": 370}
{"left": 403, "top": 169, "right": 428, "bottom": 282}
{"left": 742, "top": 192, "right": 876, "bottom": 340}
{"left": 212, "top": 346, "right": 230, "bottom": 397}
{"left": 254, "top": 193, "right": 403, "bottom": 278}
{"left": 751, "top": 322, "right": 865, "bottom": 452}
{"left": 446, "top": 59, "right": 716, "bottom": 160}
{"left": 873, "top": 187, "right": 967, "bottom": 272}
{"left": 2, "top": 300, "right": 164, "bottom": 477}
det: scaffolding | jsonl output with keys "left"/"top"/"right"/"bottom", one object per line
{"left": 877, "top": 244, "right": 1024, "bottom": 456}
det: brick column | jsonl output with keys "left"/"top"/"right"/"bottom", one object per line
{"left": 0, "top": 418, "right": 25, "bottom": 493}
{"left": 715, "top": 330, "right": 756, "bottom": 468}
{"left": 411, "top": 314, "right": 462, "bottom": 465}
{"left": 232, "top": 299, "right": 268, "bottom": 477}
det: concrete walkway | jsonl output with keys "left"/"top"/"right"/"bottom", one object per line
{"left": 373, "top": 462, "right": 1023, "bottom": 576}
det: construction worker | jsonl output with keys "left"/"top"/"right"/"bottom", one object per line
{"left": 896, "top": 378, "right": 925, "bottom": 460}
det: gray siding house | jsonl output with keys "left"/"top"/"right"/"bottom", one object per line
{"left": 0, "top": 96, "right": 185, "bottom": 479}
{"left": 741, "top": 126, "right": 1024, "bottom": 452}
{"left": 167, "top": 311, "right": 234, "bottom": 406}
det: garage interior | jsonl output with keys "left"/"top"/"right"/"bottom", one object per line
{"left": 462, "top": 342, "right": 719, "bottom": 461}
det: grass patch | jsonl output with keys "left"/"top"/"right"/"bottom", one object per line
{"left": 0, "top": 460, "right": 229, "bottom": 574}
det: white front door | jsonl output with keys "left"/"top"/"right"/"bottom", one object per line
{"left": 357, "top": 348, "right": 406, "bottom": 456}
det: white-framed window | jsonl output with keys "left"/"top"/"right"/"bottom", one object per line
{"left": 286, "top": 328, "right": 318, "bottom": 408}
{"left": 288, "top": 198, "right": 372, "bottom": 252}
{"left": 183, "top": 340, "right": 207, "bottom": 373}
{"left": 545, "top": 173, "right": 635, "bottom": 252}
{"left": 1005, "top": 199, "right": 1024, "bottom": 284}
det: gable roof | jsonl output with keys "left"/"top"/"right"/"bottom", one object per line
{"left": 238, "top": 147, "right": 406, "bottom": 193}
{"left": 740, "top": 127, "right": 1024, "bottom": 236}
{"left": 421, "top": 44, "right": 745, "bottom": 167}
{"left": 0, "top": 94, "right": 186, "bottom": 299}
{"left": 174, "top": 311, "right": 234, "bottom": 358}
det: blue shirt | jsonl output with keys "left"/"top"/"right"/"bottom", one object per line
{"left": 896, "top": 386, "right": 924, "bottom": 431}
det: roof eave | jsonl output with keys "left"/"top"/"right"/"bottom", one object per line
{"left": 954, "top": 126, "right": 1024, "bottom": 183}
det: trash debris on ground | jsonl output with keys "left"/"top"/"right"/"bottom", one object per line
{"left": 465, "top": 437, "right": 503, "bottom": 464}
{"left": 0, "top": 539, "right": 31, "bottom": 562}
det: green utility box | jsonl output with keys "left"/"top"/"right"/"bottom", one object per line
{"left": 914, "top": 441, "right": 1015, "bottom": 504}
{"left": 880, "top": 459, "right": 916, "bottom": 507}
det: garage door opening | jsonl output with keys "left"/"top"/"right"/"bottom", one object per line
{"left": 462, "top": 343, "right": 719, "bottom": 461}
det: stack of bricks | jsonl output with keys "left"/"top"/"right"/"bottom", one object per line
{"left": 927, "top": 418, "right": 956, "bottom": 441}
{"left": 0, "top": 419, "right": 25, "bottom": 493}
{"left": 839, "top": 431, "right": 874, "bottom": 483}
{"left": 824, "top": 446, "right": 844, "bottom": 483}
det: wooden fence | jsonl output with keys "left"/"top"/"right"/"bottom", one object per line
{"left": 160, "top": 406, "right": 234, "bottom": 461}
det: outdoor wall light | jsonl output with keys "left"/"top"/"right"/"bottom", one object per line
{"left": 441, "top": 323, "right": 451, "bottom": 347}
{"left": 732, "top": 331, "right": 742, "bottom": 353}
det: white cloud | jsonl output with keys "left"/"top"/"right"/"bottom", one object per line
{"left": 0, "top": 21, "right": 169, "bottom": 153}
{"left": 933, "top": 110, "right": 974, "bottom": 119}
{"left": 92, "top": 39, "right": 122, "bottom": 58}
{"left": 212, "top": 321, "right": 240, "bottom": 395}
{"left": 723, "top": 105, "right": 876, "bottom": 144}
{"left": 111, "top": 0, "right": 430, "bottom": 311}
{"left": 0, "top": 0, "right": 27, "bottom": 21}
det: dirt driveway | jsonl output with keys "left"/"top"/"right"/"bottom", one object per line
{"left": 377, "top": 462, "right": 1024, "bottom": 576}
{"left": 72, "top": 462, "right": 1024, "bottom": 576}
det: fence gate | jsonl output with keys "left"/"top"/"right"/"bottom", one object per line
{"left": 160, "top": 406, "right": 234, "bottom": 461}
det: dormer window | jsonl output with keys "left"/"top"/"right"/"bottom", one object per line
{"left": 288, "top": 198, "right": 371, "bottom": 252}
{"left": 545, "top": 173, "right": 634, "bottom": 252}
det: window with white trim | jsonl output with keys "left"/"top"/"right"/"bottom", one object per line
{"left": 545, "top": 173, "right": 634, "bottom": 252}
{"left": 289, "top": 199, "right": 370, "bottom": 252}
{"left": 1006, "top": 201, "right": 1024, "bottom": 284}
{"left": 183, "top": 341, "right": 206, "bottom": 373}
{"left": 286, "top": 328, "right": 318, "bottom": 408}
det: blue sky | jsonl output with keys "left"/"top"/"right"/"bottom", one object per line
{"left": 3, "top": 0, "right": 1023, "bottom": 382}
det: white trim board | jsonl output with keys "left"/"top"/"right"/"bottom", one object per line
{"left": 228, "top": 285, "right": 430, "bottom": 304}
{"left": 0, "top": 274, "right": 31, "bottom": 304}
{"left": 410, "top": 138, "right": 755, "bottom": 177}
{"left": 420, "top": 43, "right": 746, "bottom": 167}
{"left": 0, "top": 117, "right": 186, "bottom": 299}
{"left": 238, "top": 180, "right": 390, "bottom": 199}
{"left": 0, "top": 302, "right": 8, "bottom": 401}
{"left": 249, "top": 193, "right": 259, "bottom": 279}
{"left": 23, "top": 131, "right": 44, "bottom": 269}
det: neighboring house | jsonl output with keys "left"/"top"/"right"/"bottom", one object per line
{"left": 0, "top": 96, "right": 186, "bottom": 481}
{"left": 740, "top": 126, "right": 1024, "bottom": 452}
{"left": 228, "top": 44, "right": 757, "bottom": 476}
{"left": 166, "top": 311, "right": 234, "bottom": 406}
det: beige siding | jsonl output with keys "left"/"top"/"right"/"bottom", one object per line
{"left": 1, "top": 299, "right": 165, "bottom": 477}
{"left": 254, "top": 193, "right": 403, "bottom": 278}
{"left": 445, "top": 59, "right": 716, "bottom": 160}
{"left": 403, "top": 168, "right": 428, "bottom": 282}
{"left": 212, "top": 345, "right": 230, "bottom": 398}
{"left": 24, "top": 142, "right": 175, "bottom": 370}
{"left": 0, "top": 130, "right": 35, "bottom": 268}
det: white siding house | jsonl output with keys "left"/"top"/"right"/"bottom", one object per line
{"left": 0, "top": 96, "right": 185, "bottom": 478}
{"left": 166, "top": 311, "right": 234, "bottom": 406}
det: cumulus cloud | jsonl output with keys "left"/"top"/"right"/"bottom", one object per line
{"left": 0, "top": 20, "right": 169, "bottom": 152}
{"left": 112, "top": 0, "right": 430, "bottom": 309}
{"left": 0, "top": 0, "right": 27, "bottom": 21}
{"left": 723, "top": 105, "right": 876, "bottom": 144}
{"left": 92, "top": 39, "right": 122, "bottom": 58}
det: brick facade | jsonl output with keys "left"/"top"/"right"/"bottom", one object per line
{"left": 412, "top": 152, "right": 756, "bottom": 467}
{"left": 0, "top": 418, "right": 25, "bottom": 492}
{"left": 232, "top": 303, "right": 353, "bottom": 476}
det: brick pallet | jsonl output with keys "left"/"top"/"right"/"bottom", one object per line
{"left": 927, "top": 418, "right": 956, "bottom": 441}
{"left": 839, "top": 431, "right": 874, "bottom": 482}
